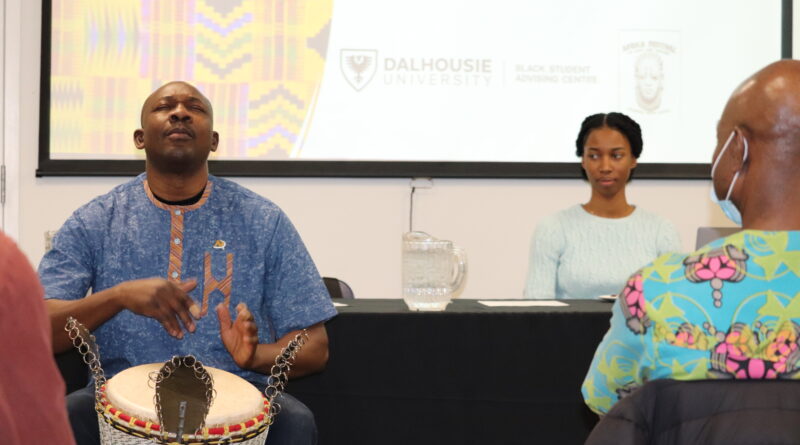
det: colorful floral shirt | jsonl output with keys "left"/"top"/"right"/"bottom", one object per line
{"left": 582, "top": 230, "right": 800, "bottom": 414}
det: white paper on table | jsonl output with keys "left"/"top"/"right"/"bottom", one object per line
{"left": 477, "top": 300, "right": 568, "bottom": 307}
{"left": 332, "top": 302, "right": 348, "bottom": 307}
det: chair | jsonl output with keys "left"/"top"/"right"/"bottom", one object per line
{"left": 586, "top": 379, "right": 800, "bottom": 445}
{"left": 695, "top": 226, "right": 740, "bottom": 249}
{"left": 55, "top": 349, "right": 89, "bottom": 394}
{"left": 323, "top": 277, "right": 354, "bottom": 299}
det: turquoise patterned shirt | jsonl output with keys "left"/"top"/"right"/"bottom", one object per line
{"left": 582, "top": 230, "right": 800, "bottom": 414}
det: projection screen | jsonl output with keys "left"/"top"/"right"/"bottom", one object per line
{"left": 38, "top": 0, "right": 790, "bottom": 178}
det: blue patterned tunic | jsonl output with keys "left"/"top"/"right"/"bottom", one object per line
{"left": 582, "top": 230, "right": 800, "bottom": 414}
{"left": 39, "top": 174, "right": 337, "bottom": 383}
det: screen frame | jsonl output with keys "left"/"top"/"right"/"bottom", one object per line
{"left": 36, "top": 0, "right": 793, "bottom": 179}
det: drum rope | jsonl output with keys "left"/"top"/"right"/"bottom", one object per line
{"left": 65, "top": 316, "right": 107, "bottom": 409}
{"left": 264, "top": 329, "right": 310, "bottom": 423}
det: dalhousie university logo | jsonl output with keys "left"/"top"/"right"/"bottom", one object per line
{"left": 341, "top": 49, "right": 378, "bottom": 91}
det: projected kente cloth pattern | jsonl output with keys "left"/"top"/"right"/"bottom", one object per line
{"left": 50, "top": 0, "right": 332, "bottom": 160}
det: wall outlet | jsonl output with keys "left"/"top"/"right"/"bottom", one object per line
{"left": 44, "top": 230, "right": 56, "bottom": 252}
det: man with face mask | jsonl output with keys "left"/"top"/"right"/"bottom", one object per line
{"left": 581, "top": 59, "right": 800, "bottom": 420}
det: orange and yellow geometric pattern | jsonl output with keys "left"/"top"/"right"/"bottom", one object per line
{"left": 49, "top": 0, "right": 333, "bottom": 160}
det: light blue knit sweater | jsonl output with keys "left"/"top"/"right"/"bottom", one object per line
{"left": 524, "top": 204, "right": 681, "bottom": 299}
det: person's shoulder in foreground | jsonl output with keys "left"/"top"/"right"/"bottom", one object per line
{"left": 0, "top": 232, "right": 75, "bottom": 444}
{"left": 581, "top": 231, "right": 747, "bottom": 414}
{"left": 583, "top": 59, "right": 800, "bottom": 415}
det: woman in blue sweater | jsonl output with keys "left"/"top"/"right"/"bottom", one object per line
{"left": 524, "top": 112, "right": 681, "bottom": 299}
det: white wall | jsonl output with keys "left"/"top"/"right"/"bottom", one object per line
{"left": 10, "top": 0, "right": 746, "bottom": 299}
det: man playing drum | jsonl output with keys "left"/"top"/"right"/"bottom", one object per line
{"left": 40, "top": 81, "right": 336, "bottom": 445}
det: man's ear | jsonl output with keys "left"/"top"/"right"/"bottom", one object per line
{"left": 211, "top": 131, "right": 219, "bottom": 152}
{"left": 134, "top": 129, "right": 145, "bottom": 150}
{"left": 735, "top": 129, "right": 749, "bottom": 169}
{"left": 631, "top": 157, "right": 638, "bottom": 169}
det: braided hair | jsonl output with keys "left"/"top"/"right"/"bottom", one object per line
{"left": 575, "top": 112, "right": 642, "bottom": 181}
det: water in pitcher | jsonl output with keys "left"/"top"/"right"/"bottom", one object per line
{"left": 402, "top": 248, "right": 453, "bottom": 311}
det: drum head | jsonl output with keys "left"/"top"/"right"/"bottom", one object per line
{"left": 106, "top": 363, "right": 264, "bottom": 427}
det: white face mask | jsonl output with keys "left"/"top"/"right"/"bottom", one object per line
{"left": 710, "top": 130, "right": 748, "bottom": 226}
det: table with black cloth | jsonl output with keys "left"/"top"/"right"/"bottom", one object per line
{"left": 289, "top": 298, "right": 614, "bottom": 445}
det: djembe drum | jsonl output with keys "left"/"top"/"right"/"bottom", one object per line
{"left": 98, "top": 361, "right": 270, "bottom": 444}
{"left": 65, "top": 317, "right": 307, "bottom": 445}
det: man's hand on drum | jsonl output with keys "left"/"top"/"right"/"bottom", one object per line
{"left": 112, "top": 277, "right": 201, "bottom": 339}
{"left": 216, "top": 302, "right": 259, "bottom": 369}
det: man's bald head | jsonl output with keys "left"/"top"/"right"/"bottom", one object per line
{"left": 713, "top": 60, "right": 800, "bottom": 230}
{"left": 719, "top": 60, "right": 800, "bottom": 151}
{"left": 140, "top": 81, "right": 214, "bottom": 127}
{"left": 134, "top": 81, "right": 219, "bottom": 179}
